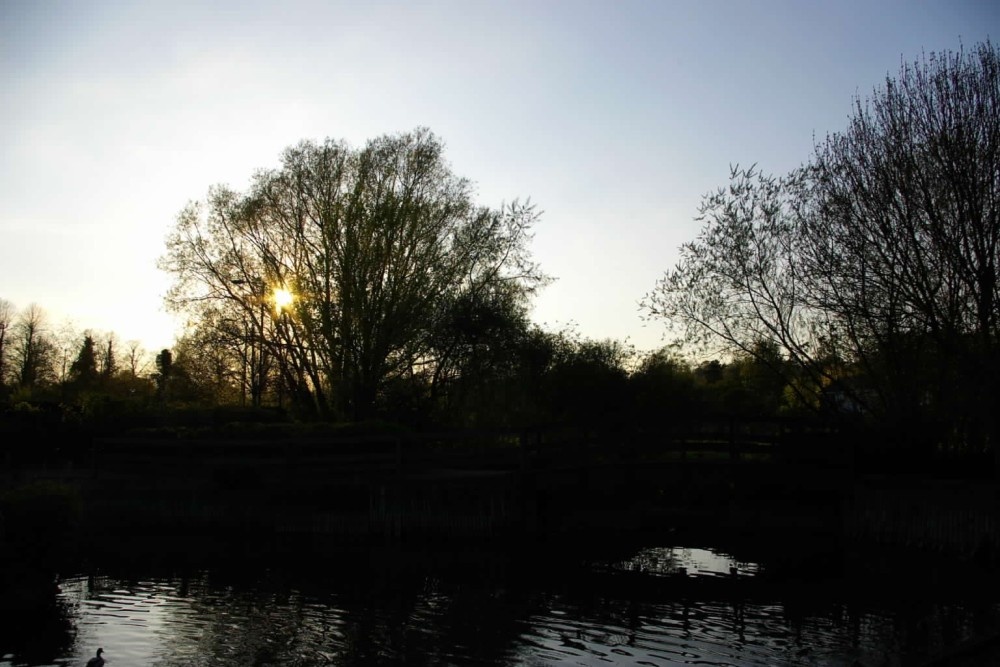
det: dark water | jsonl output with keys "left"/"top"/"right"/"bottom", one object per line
{"left": 3, "top": 535, "right": 1000, "bottom": 667}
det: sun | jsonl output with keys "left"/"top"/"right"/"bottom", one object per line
{"left": 272, "top": 287, "right": 295, "bottom": 312}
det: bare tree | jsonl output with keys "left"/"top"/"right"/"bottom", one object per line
{"left": 0, "top": 298, "right": 14, "bottom": 389}
{"left": 643, "top": 41, "right": 1000, "bottom": 449}
{"left": 9, "top": 303, "right": 57, "bottom": 390}
{"left": 123, "top": 339, "right": 151, "bottom": 377}
{"left": 49, "top": 320, "right": 80, "bottom": 384}
{"left": 802, "top": 40, "right": 1000, "bottom": 447}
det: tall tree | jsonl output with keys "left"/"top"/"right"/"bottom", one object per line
{"left": 69, "top": 334, "right": 100, "bottom": 390}
{"left": 0, "top": 298, "right": 13, "bottom": 392}
{"left": 642, "top": 40, "right": 1000, "bottom": 450}
{"left": 98, "top": 332, "right": 117, "bottom": 383}
{"left": 9, "top": 303, "right": 57, "bottom": 390}
{"left": 161, "top": 128, "right": 546, "bottom": 420}
{"left": 154, "top": 349, "right": 173, "bottom": 402}
{"left": 803, "top": 40, "right": 1000, "bottom": 447}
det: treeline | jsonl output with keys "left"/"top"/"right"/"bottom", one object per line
{"left": 0, "top": 297, "right": 801, "bottom": 435}
{"left": 146, "top": 128, "right": 814, "bottom": 433}
{"left": 3, "top": 41, "right": 997, "bottom": 465}
{"left": 165, "top": 328, "right": 804, "bottom": 428}
{"left": 0, "top": 299, "right": 156, "bottom": 428}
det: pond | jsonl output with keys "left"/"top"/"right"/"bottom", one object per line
{"left": 3, "top": 533, "right": 999, "bottom": 666}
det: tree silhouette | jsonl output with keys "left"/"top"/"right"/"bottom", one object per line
{"left": 643, "top": 40, "right": 1000, "bottom": 453}
{"left": 161, "top": 128, "right": 547, "bottom": 420}
{"left": 68, "top": 335, "right": 100, "bottom": 390}
{"left": 9, "top": 304, "right": 56, "bottom": 391}
{"left": 155, "top": 348, "right": 173, "bottom": 402}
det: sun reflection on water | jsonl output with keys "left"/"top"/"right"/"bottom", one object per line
{"left": 2, "top": 544, "right": 998, "bottom": 667}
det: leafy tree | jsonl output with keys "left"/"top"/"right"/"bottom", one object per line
{"left": 161, "top": 128, "right": 546, "bottom": 420}
{"left": 544, "top": 336, "right": 633, "bottom": 428}
{"left": 68, "top": 334, "right": 100, "bottom": 390}
{"left": 154, "top": 348, "right": 173, "bottom": 402}
{"left": 424, "top": 281, "right": 534, "bottom": 426}
{"left": 161, "top": 336, "right": 231, "bottom": 405}
{"left": 724, "top": 340, "right": 792, "bottom": 417}
{"left": 502, "top": 326, "right": 566, "bottom": 427}
{"left": 106, "top": 369, "right": 157, "bottom": 403}
{"left": 694, "top": 359, "right": 725, "bottom": 386}
{"left": 640, "top": 165, "right": 824, "bottom": 407}
{"left": 169, "top": 328, "right": 245, "bottom": 406}
{"left": 629, "top": 347, "right": 701, "bottom": 428}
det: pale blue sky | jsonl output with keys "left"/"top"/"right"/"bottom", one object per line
{"left": 2, "top": 0, "right": 996, "bottom": 354}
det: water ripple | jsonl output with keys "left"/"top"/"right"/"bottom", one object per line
{"left": 2, "top": 545, "right": 997, "bottom": 666}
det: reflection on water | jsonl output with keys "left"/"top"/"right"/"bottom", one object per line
{"left": 608, "top": 546, "right": 761, "bottom": 578}
{"left": 3, "top": 541, "right": 1000, "bottom": 666}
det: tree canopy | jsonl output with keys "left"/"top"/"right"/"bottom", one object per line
{"left": 160, "top": 128, "right": 547, "bottom": 419}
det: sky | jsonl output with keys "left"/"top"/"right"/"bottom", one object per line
{"left": 2, "top": 0, "right": 997, "bottom": 357}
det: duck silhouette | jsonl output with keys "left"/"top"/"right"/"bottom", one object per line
{"left": 86, "top": 648, "right": 105, "bottom": 667}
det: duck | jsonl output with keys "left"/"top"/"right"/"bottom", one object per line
{"left": 86, "top": 648, "right": 105, "bottom": 667}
